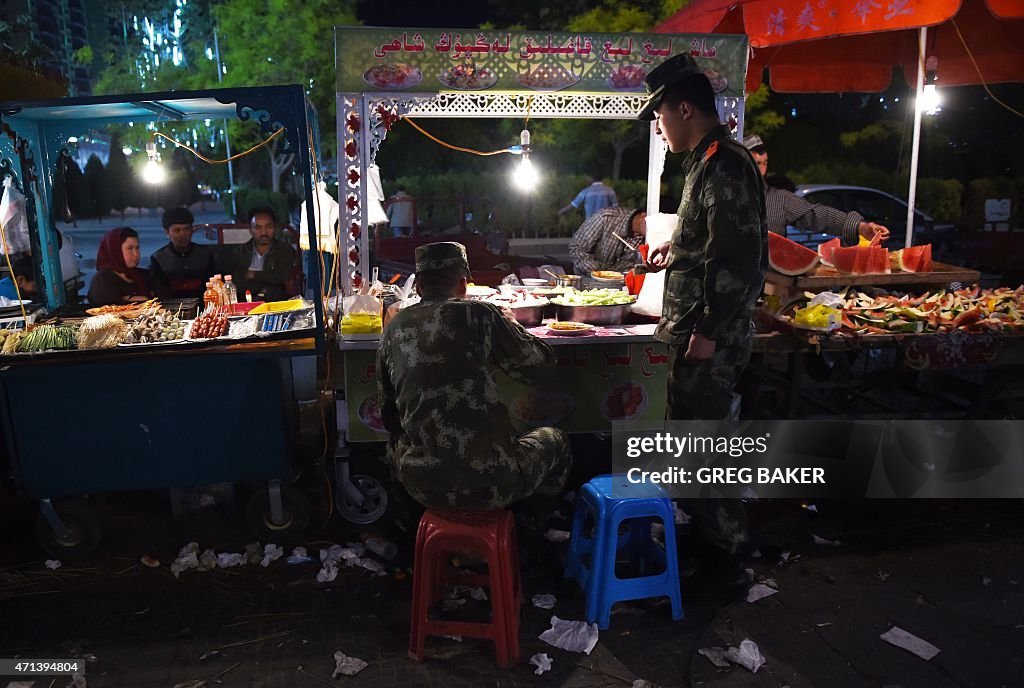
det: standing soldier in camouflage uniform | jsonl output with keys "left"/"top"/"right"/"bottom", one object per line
{"left": 376, "top": 242, "right": 572, "bottom": 512}
{"left": 638, "top": 54, "right": 767, "bottom": 582}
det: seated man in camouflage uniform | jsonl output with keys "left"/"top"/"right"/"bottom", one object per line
{"left": 376, "top": 241, "right": 572, "bottom": 511}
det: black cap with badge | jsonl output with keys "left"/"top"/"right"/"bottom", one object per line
{"left": 636, "top": 53, "right": 710, "bottom": 122}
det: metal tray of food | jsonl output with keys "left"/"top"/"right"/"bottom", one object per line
{"left": 554, "top": 302, "right": 633, "bottom": 325}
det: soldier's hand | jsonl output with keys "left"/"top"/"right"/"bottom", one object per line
{"left": 685, "top": 332, "right": 716, "bottom": 361}
{"left": 646, "top": 241, "right": 671, "bottom": 273}
{"left": 500, "top": 305, "right": 518, "bottom": 325}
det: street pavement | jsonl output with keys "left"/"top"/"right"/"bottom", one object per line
{"left": 0, "top": 490, "right": 1019, "bottom": 687}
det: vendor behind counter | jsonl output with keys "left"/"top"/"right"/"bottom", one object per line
{"left": 88, "top": 226, "right": 156, "bottom": 305}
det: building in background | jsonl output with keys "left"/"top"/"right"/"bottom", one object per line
{"left": 0, "top": 0, "right": 92, "bottom": 96}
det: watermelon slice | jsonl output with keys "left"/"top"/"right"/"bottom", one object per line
{"left": 818, "top": 238, "right": 841, "bottom": 267}
{"left": 830, "top": 245, "right": 890, "bottom": 275}
{"left": 890, "top": 245, "right": 933, "bottom": 273}
{"left": 768, "top": 232, "right": 820, "bottom": 276}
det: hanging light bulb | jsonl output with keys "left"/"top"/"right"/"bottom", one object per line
{"left": 143, "top": 140, "right": 166, "bottom": 184}
{"left": 122, "top": 146, "right": 133, "bottom": 156}
{"left": 919, "top": 56, "right": 941, "bottom": 115}
{"left": 512, "top": 129, "right": 538, "bottom": 192}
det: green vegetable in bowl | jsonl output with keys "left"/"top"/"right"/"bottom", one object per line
{"left": 551, "top": 288, "right": 636, "bottom": 307}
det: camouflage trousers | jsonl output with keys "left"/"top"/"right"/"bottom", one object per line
{"left": 394, "top": 426, "right": 573, "bottom": 511}
{"left": 667, "top": 317, "right": 753, "bottom": 555}
{"left": 665, "top": 317, "right": 753, "bottom": 420}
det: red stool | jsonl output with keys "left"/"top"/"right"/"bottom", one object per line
{"left": 408, "top": 509, "right": 521, "bottom": 668}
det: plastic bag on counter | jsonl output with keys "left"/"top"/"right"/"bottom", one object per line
{"left": 341, "top": 294, "right": 382, "bottom": 335}
{"left": 0, "top": 177, "right": 31, "bottom": 255}
{"left": 793, "top": 304, "right": 841, "bottom": 332}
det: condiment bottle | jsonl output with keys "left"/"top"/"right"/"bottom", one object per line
{"left": 202, "top": 281, "right": 217, "bottom": 312}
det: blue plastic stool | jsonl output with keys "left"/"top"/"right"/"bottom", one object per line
{"left": 565, "top": 474, "right": 684, "bottom": 629}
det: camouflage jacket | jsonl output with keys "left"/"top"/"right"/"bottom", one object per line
{"left": 376, "top": 298, "right": 556, "bottom": 490}
{"left": 656, "top": 124, "right": 767, "bottom": 346}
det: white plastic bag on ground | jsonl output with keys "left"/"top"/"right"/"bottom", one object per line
{"left": 538, "top": 616, "right": 599, "bottom": 655}
{"left": 880, "top": 626, "right": 941, "bottom": 660}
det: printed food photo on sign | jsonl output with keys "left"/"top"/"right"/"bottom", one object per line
{"left": 363, "top": 63, "right": 423, "bottom": 90}
{"left": 439, "top": 63, "right": 498, "bottom": 90}
{"left": 358, "top": 395, "right": 388, "bottom": 434}
{"left": 511, "top": 388, "right": 576, "bottom": 428}
{"left": 607, "top": 65, "right": 647, "bottom": 92}
{"left": 517, "top": 64, "right": 580, "bottom": 91}
{"left": 603, "top": 381, "right": 648, "bottom": 421}
{"left": 702, "top": 67, "right": 728, "bottom": 94}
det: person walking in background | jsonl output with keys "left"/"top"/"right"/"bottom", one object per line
{"left": 386, "top": 188, "right": 415, "bottom": 237}
{"left": 559, "top": 174, "right": 618, "bottom": 219}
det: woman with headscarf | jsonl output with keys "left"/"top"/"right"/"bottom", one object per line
{"left": 87, "top": 226, "right": 155, "bottom": 305}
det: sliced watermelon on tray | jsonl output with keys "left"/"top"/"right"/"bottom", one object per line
{"left": 768, "top": 232, "right": 820, "bottom": 276}
{"left": 890, "top": 244, "right": 933, "bottom": 273}
{"left": 818, "top": 237, "right": 841, "bottom": 268}
{"left": 830, "top": 245, "right": 890, "bottom": 275}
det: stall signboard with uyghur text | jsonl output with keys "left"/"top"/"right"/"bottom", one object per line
{"left": 336, "top": 27, "right": 748, "bottom": 97}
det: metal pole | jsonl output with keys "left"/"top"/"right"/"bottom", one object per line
{"left": 905, "top": 27, "right": 926, "bottom": 249}
{"left": 213, "top": 27, "right": 237, "bottom": 220}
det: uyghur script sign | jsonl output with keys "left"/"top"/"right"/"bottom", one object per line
{"left": 336, "top": 27, "right": 748, "bottom": 97}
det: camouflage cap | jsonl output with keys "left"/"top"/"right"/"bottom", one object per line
{"left": 415, "top": 241, "right": 470, "bottom": 274}
{"left": 637, "top": 53, "right": 707, "bottom": 122}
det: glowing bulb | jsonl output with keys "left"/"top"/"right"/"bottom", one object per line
{"left": 513, "top": 156, "right": 538, "bottom": 192}
{"left": 67, "top": 136, "right": 78, "bottom": 144}
{"left": 143, "top": 158, "right": 166, "bottom": 184}
{"left": 920, "top": 84, "right": 941, "bottom": 115}
{"left": 122, "top": 146, "right": 133, "bottom": 156}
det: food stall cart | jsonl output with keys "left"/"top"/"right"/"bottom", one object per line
{"left": 0, "top": 85, "right": 326, "bottom": 558}
{"left": 328, "top": 27, "right": 1024, "bottom": 530}
{"left": 328, "top": 26, "right": 748, "bottom": 524}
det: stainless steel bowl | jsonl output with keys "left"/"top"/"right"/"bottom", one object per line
{"left": 555, "top": 274, "right": 582, "bottom": 289}
{"left": 511, "top": 303, "right": 548, "bottom": 327}
{"left": 554, "top": 301, "right": 634, "bottom": 325}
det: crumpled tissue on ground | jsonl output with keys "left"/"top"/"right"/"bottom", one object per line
{"left": 538, "top": 616, "right": 599, "bottom": 655}
{"left": 529, "top": 653, "right": 552, "bottom": 675}
{"left": 331, "top": 650, "right": 368, "bottom": 677}
{"left": 725, "top": 639, "right": 766, "bottom": 673}
{"left": 261, "top": 544, "right": 284, "bottom": 567}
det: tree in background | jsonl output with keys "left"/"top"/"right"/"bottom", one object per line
{"left": 106, "top": 139, "right": 133, "bottom": 219}
{"left": 83, "top": 155, "right": 112, "bottom": 221}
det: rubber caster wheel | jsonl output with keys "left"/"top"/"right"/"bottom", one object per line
{"left": 34, "top": 500, "right": 100, "bottom": 562}
{"left": 246, "top": 485, "right": 311, "bottom": 543}
{"left": 336, "top": 459, "right": 394, "bottom": 527}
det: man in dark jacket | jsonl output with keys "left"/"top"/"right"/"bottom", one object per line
{"left": 233, "top": 206, "right": 298, "bottom": 302}
{"left": 150, "top": 207, "right": 215, "bottom": 299}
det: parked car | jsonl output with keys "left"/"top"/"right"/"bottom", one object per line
{"left": 789, "top": 184, "right": 956, "bottom": 255}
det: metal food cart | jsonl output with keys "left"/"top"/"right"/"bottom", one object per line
{"left": 0, "top": 85, "right": 326, "bottom": 558}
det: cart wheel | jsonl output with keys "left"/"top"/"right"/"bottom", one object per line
{"left": 34, "top": 500, "right": 100, "bottom": 561}
{"left": 336, "top": 459, "right": 393, "bottom": 527}
{"left": 246, "top": 485, "right": 311, "bottom": 543}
